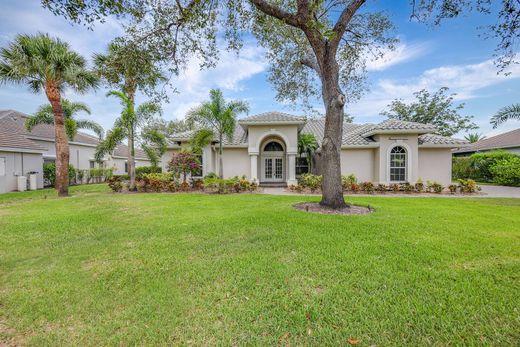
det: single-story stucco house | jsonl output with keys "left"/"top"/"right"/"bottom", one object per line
{"left": 162, "top": 112, "right": 468, "bottom": 186}
{"left": 452, "top": 128, "right": 520, "bottom": 156}
{"left": 0, "top": 109, "right": 152, "bottom": 193}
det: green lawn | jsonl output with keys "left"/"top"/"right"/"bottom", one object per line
{"left": 1, "top": 185, "right": 519, "bottom": 346}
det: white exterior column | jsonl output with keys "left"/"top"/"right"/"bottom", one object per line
{"left": 287, "top": 153, "right": 297, "bottom": 185}
{"left": 250, "top": 153, "right": 258, "bottom": 182}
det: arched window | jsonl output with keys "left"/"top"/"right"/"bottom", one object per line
{"left": 264, "top": 141, "right": 284, "bottom": 152}
{"left": 390, "top": 146, "right": 407, "bottom": 182}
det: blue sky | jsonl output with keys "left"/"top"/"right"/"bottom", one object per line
{"left": 0, "top": 0, "right": 518, "bottom": 138}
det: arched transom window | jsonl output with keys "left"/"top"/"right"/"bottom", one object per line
{"left": 264, "top": 141, "right": 284, "bottom": 152}
{"left": 390, "top": 146, "right": 407, "bottom": 182}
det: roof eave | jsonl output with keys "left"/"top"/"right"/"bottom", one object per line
{"left": 363, "top": 129, "right": 436, "bottom": 137}
{"left": 420, "top": 144, "right": 469, "bottom": 148}
{"left": 341, "top": 144, "right": 380, "bottom": 149}
{"left": 0, "top": 146, "right": 46, "bottom": 154}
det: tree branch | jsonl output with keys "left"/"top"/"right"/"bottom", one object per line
{"left": 331, "top": 0, "right": 365, "bottom": 48}
{"left": 250, "top": 0, "right": 301, "bottom": 28}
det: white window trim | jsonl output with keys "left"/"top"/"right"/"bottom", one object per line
{"left": 386, "top": 142, "right": 412, "bottom": 183}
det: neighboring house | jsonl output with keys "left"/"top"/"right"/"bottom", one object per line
{"left": 0, "top": 109, "right": 152, "bottom": 193}
{"left": 163, "top": 112, "right": 468, "bottom": 186}
{"left": 0, "top": 113, "right": 46, "bottom": 193}
{"left": 452, "top": 128, "right": 520, "bottom": 156}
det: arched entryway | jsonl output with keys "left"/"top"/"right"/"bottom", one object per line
{"left": 260, "top": 138, "right": 285, "bottom": 182}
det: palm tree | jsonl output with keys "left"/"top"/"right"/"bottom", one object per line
{"left": 95, "top": 90, "right": 166, "bottom": 189}
{"left": 186, "top": 89, "right": 249, "bottom": 178}
{"left": 298, "top": 133, "right": 319, "bottom": 172}
{"left": 26, "top": 99, "right": 103, "bottom": 140}
{"left": 464, "top": 132, "right": 485, "bottom": 143}
{"left": 491, "top": 103, "right": 520, "bottom": 128}
{"left": 0, "top": 33, "right": 97, "bottom": 196}
{"left": 94, "top": 38, "right": 165, "bottom": 186}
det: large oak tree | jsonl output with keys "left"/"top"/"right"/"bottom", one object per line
{"left": 43, "top": 0, "right": 520, "bottom": 207}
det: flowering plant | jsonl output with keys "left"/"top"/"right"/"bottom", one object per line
{"left": 168, "top": 150, "right": 201, "bottom": 183}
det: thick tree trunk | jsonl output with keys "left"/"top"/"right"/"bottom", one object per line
{"left": 45, "top": 83, "right": 69, "bottom": 197}
{"left": 218, "top": 134, "right": 224, "bottom": 178}
{"left": 319, "top": 52, "right": 347, "bottom": 209}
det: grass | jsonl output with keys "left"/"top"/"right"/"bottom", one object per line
{"left": 0, "top": 185, "right": 519, "bottom": 346}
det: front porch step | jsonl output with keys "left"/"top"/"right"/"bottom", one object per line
{"left": 259, "top": 182, "right": 288, "bottom": 188}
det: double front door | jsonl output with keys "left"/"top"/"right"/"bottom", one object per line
{"left": 262, "top": 156, "right": 284, "bottom": 182}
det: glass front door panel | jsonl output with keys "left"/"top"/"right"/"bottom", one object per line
{"left": 265, "top": 158, "right": 273, "bottom": 179}
{"left": 275, "top": 158, "right": 283, "bottom": 179}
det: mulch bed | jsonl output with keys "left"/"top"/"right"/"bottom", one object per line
{"left": 293, "top": 202, "right": 373, "bottom": 215}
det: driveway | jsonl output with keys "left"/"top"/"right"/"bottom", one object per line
{"left": 261, "top": 185, "right": 520, "bottom": 198}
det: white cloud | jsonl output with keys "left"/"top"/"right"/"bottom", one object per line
{"left": 350, "top": 58, "right": 520, "bottom": 119}
{"left": 366, "top": 41, "right": 430, "bottom": 71}
{"left": 164, "top": 45, "right": 267, "bottom": 120}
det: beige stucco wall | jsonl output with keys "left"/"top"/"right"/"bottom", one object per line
{"left": 0, "top": 151, "right": 44, "bottom": 193}
{"left": 418, "top": 148, "right": 453, "bottom": 185}
{"left": 340, "top": 148, "right": 375, "bottom": 182}
{"left": 221, "top": 148, "right": 250, "bottom": 178}
{"left": 373, "top": 134, "right": 419, "bottom": 183}
{"left": 247, "top": 125, "right": 299, "bottom": 154}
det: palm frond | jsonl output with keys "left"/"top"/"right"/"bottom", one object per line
{"left": 25, "top": 106, "right": 54, "bottom": 131}
{"left": 76, "top": 119, "right": 104, "bottom": 139}
{"left": 190, "top": 128, "right": 214, "bottom": 155}
{"left": 94, "top": 127, "right": 126, "bottom": 162}
{"left": 491, "top": 103, "right": 520, "bottom": 128}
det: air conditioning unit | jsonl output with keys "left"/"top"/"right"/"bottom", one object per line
{"left": 17, "top": 176, "right": 27, "bottom": 192}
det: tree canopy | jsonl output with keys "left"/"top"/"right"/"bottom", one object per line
{"left": 380, "top": 87, "right": 477, "bottom": 137}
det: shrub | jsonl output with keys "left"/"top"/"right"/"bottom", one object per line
{"left": 43, "top": 162, "right": 76, "bottom": 187}
{"left": 168, "top": 150, "right": 201, "bottom": 183}
{"left": 414, "top": 179, "right": 424, "bottom": 192}
{"left": 448, "top": 184, "right": 457, "bottom": 193}
{"left": 375, "top": 183, "right": 387, "bottom": 193}
{"left": 191, "top": 178, "right": 204, "bottom": 190}
{"left": 432, "top": 182, "right": 444, "bottom": 193}
{"left": 299, "top": 173, "right": 322, "bottom": 192}
{"left": 452, "top": 156, "right": 473, "bottom": 180}
{"left": 349, "top": 182, "right": 360, "bottom": 192}
{"left": 203, "top": 176, "right": 257, "bottom": 194}
{"left": 140, "top": 173, "right": 174, "bottom": 192}
{"left": 401, "top": 182, "right": 414, "bottom": 193}
{"left": 360, "top": 181, "right": 374, "bottom": 193}
{"left": 341, "top": 174, "right": 357, "bottom": 190}
{"left": 469, "top": 151, "right": 518, "bottom": 182}
{"left": 458, "top": 179, "right": 478, "bottom": 193}
{"left": 389, "top": 183, "right": 400, "bottom": 192}
{"left": 88, "top": 168, "right": 113, "bottom": 183}
{"left": 107, "top": 176, "right": 124, "bottom": 192}
{"left": 136, "top": 166, "right": 162, "bottom": 178}
{"left": 204, "top": 172, "right": 218, "bottom": 179}
{"left": 489, "top": 157, "right": 520, "bottom": 186}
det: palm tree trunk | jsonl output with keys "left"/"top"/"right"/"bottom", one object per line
{"left": 128, "top": 132, "right": 136, "bottom": 190}
{"left": 219, "top": 134, "right": 224, "bottom": 178}
{"left": 127, "top": 89, "right": 136, "bottom": 190}
{"left": 45, "top": 83, "right": 69, "bottom": 197}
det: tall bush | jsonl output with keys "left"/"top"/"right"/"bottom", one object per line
{"left": 469, "top": 151, "right": 518, "bottom": 182}
{"left": 43, "top": 162, "right": 76, "bottom": 187}
{"left": 168, "top": 150, "right": 201, "bottom": 183}
{"left": 490, "top": 157, "right": 520, "bottom": 186}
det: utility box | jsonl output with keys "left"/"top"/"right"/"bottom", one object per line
{"left": 28, "top": 174, "right": 38, "bottom": 190}
{"left": 17, "top": 176, "right": 27, "bottom": 192}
